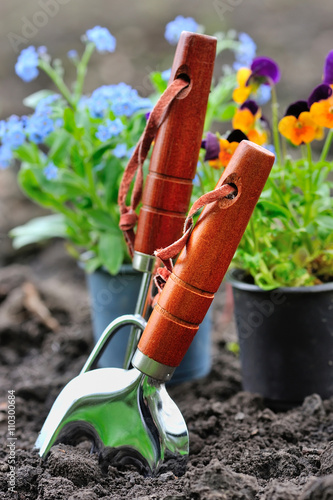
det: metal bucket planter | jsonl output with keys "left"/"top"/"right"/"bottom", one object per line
{"left": 85, "top": 265, "right": 212, "bottom": 384}
{"left": 228, "top": 269, "right": 333, "bottom": 410}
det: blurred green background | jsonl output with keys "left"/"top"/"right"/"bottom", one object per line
{"left": 0, "top": 0, "right": 332, "bottom": 263}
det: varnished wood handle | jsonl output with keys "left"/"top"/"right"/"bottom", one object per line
{"left": 134, "top": 32, "right": 217, "bottom": 255}
{"left": 137, "top": 141, "right": 275, "bottom": 367}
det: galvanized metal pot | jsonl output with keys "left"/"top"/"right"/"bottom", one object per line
{"left": 228, "top": 269, "right": 333, "bottom": 409}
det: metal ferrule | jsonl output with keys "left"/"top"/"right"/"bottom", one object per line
{"left": 132, "top": 252, "right": 156, "bottom": 273}
{"left": 132, "top": 349, "right": 176, "bottom": 382}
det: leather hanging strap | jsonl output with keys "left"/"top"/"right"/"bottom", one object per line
{"left": 153, "top": 182, "right": 237, "bottom": 293}
{"left": 118, "top": 77, "right": 189, "bottom": 257}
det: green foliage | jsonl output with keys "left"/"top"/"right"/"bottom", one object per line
{"left": 9, "top": 27, "right": 241, "bottom": 276}
{"left": 9, "top": 44, "right": 150, "bottom": 275}
{"left": 233, "top": 154, "right": 333, "bottom": 289}
{"left": 195, "top": 45, "right": 333, "bottom": 289}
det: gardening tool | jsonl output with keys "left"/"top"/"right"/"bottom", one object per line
{"left": 120, "top": 31, "right": 217, "bottom": 369}
{"left": 35, "top": 141, "right": 275, "bottom": 474}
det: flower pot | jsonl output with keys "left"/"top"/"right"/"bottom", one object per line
{"left": 228, "top": 269, "right": 333, "bottom": 410}
{"left": 85, "top": 265, "right": 212, "bottom": 384}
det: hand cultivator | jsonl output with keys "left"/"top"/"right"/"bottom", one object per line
{"left": 35, "top": 32, "right": 275, "bottom": 475}
{"left": 118, "top": 31, "right": 217, "bottom": 369}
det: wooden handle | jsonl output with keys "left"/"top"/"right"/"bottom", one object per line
{"left": 137, "top": 141, "right": 275, "bottom": 367}
{"left": 134, "top": 32, "right": 217, "bottom": 255}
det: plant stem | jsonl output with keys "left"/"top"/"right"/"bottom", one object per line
{"left": 270, "top": 86, "right": 282, "bottom": 166}
{"left": 320, "top": 128, "right": 333, "bottom": 162}
{"left": 267, "top": 176, "right": 300, "bottom": 228}
{"left": 38, "top": 59, "right": 74, "bottom": 107}
{"left": 307, "top": 142, "right": 313, "bottom": 197}
{"left": 307, "top": 143, "right": 313, "bottom": 173}
{"left": 304, "top": 143, "right": 313, "bottom": 226}
{"left": 250, "top": 216, "right": 258, "bottom": 254}
{"left": 195, "top": 164, "right": 206, "bottom": 195}
{"left": 73, "top": 43, "right": 95, "bottom": 106}
{"left": 215, "top": 39, "right": 239, "bottom": 56}
{"left": 85, "top": 161, "right": 104, "bottom": 209}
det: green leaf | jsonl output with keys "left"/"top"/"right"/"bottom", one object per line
{"left": 98, "top": 232, "right": 124, "bottom": 275}
{"left": 63, "top": 108, "right": 76, "bottom": 134}
{"left": 19, "top": 165, "right": 89, "bottom": 208}
{"left": 86, "top": 209, "right": 118, "bottom": 231}
{"left": 219, "top": 102, "right": 237, "bottom": 121}
{"left": 104, "top": 157, "right": 124, "bottom": 206}
{"left": 10, "top": 214, "right": 67, "bottom": 248}
{"left": 91, "top": 141, "right": 114, "bottom": 163}
{"left": 150, "top": 72, "right": 168, "bottom": 94}
{"left": 257, "top": 200, "right": 290, "bottom": 219}
{"left": 316, "top": 215, "right": 333, "bottom": 230}
{"left": 23, "top": 89, "right": 54, "bottom": 109}
{"left": 18, "top": 167, "right": 63, "bottom": 210}
{"left": 48, "top": 130, "right": 73, "bottom": 164}
{"left": 82, "top": 255, "right": 102, "bottom": 273}
{"left": 70, "top": 144, "right": 85, "bottom": 177}
{"left": 14, "top": 143, "right": 41, "bottom": 163}
{"left": 293, "top": 247, "right": 310, "bottom": 267}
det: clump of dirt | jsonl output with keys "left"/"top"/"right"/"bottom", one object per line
{"left": 0, "top": 244, "right": 333, "bottom": 499}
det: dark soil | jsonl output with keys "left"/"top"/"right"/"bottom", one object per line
{"left": 1, "top": 2, "right": 333, "bottom": 496}
{"left": 0, "top": 236, "right": 333, "bottom": 500}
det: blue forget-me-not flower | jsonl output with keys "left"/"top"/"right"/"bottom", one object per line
{"left": 0, "top": 145, "right": 13, "bottom": 169}
{"left": 15, "top": 46, "right": 39, "bottom": 82}
{"left": 96, "top": 118, "right": 124, "bottom": 142}
{"left": 44, "top": 161, "right": 58, "bottom": 180}
{"left": 113, "top": 143, "right": 127, "bottom": 158}
{"left": 164, "top": 16, "right": 199, "bottom": 45}
{"left": 233, "top": 33, "right": 257, "bottom": 71}
{"left": 86, "top": 83, "right": 151, "bottom": 119}
{"left": 86, "top": 26, "right": 116, "bottom": 53}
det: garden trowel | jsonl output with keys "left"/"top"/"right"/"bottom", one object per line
{"left": 35, "top": 141, "right": 274, "bottom": 474}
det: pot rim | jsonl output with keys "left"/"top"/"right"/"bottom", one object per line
{"left": 79, "top": 251, "right": 135, "bottom": 276}
{"left": 227, "top": 268, "right": 333, "bottom": 294}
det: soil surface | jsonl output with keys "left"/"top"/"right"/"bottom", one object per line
{"left": 0, "top": 226, "right": 333, "bottom": 499}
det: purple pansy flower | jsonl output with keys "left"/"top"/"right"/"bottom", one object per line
{"left": 201, "top": 132, "right": 220, "bottom": 161}
{"left": 323, "top": 50, "right": 333, "bottom": 85}
{"left": 226, "top": 129, "right": 248, "bottom": 143}
{"left": 249, "top": 56, "right": 280, "bottom": 85}
{"left": 240, "top": 99, "right": 259, "bottom": 115}
{"left": 201, "top": 130, "right": 248, "bottom": 163}
{"left": 285, "top": 100, "right": 310, "bottom": 118}
{"left": 308, "top": 84, "right": 332, "bottom": 107}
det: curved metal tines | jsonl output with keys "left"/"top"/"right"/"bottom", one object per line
{"left": 35, "top": 366, "right": 189, "bottom": 474}
{"left": 35, "top": 314, "right": 189, "bottom": 474}
{"left": 54, "top": 421, "right": 151, "bottom": 476}
{"left": 80, "top": 314, "right": 147, "bottom": 373}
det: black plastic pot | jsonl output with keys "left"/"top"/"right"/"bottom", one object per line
{"left": 228, "top": 269, "right": 333, "bottom": 409}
